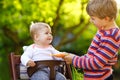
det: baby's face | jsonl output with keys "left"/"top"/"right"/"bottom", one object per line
{"left": 35, "top": 27, "right": 53, "bottom": 45}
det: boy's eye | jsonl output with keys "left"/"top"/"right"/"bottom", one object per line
{"left": 91, "top": 18, "right": 94, "bottom": 20}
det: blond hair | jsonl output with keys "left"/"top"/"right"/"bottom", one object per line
{"left": 86, "top": 0, "right": 118, "bottom": 19}
{"left": 30, "top": 22, "right": 51, "bottom": 39}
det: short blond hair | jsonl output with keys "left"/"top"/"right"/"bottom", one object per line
{"left": 30, "top": 22, "right": 51, "bottom": 39}
{"left": 86, "top": 0, "right": 118, "bottom": 19}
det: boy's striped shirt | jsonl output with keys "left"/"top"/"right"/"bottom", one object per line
{"left": 72, "top": 28, "right": 120, "bottom": 80}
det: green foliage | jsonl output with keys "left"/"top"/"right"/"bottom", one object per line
{"left": 71, "top": 66, "right": 83, "bottom": 80}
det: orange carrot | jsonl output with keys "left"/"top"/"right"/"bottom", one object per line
{"left": 52, "top": 53, "right": 68, "bottom": 58}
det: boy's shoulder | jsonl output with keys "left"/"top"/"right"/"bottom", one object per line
{"left": 96, "top": 28, "right": 120, "bottom": 41}
{"left": 117, "top": 28, "right": 120, "bottom": 33}
{"left": 111, "top": 28, "right": 120, "bottom": 37}
{"left": 98, "top": 28, "right": 120, "bottom": 35}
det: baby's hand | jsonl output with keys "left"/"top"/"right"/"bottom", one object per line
{"left": 27, "top": 60, "right": 36, "bottom": 67}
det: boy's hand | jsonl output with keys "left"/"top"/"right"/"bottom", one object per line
{"left": 27, "top": 60, "right": 36, "bottom": 67}
{"left": 63, "top": 54, "right": 75, "bottom": 64}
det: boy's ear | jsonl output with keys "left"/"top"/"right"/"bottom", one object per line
{"left": 105, "top": 16, "right": 111, "bottom": 21}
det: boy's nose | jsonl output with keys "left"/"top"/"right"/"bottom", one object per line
{"left": 90, "top": 18, "right": 93, "bottom": 23}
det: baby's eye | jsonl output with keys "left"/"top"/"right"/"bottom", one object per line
{"left": 45, "top": 31, "right": 52, "bottom": 35}
{"left": 45, "top": 32, "right": 49, "bottom": 34}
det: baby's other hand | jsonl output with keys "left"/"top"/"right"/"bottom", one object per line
{"left": 27, "top": 60, "right": 36, "bottom": 67}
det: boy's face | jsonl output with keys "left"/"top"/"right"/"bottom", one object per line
{"left": 35, "top": 27, "right": 53, "bottom": 45}
{"left": 90, "top": 16, "right": 107, "bottom": 30}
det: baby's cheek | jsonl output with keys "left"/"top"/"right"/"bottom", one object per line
{"left": 39, "top": 36, "right": 45, "bottom": 40}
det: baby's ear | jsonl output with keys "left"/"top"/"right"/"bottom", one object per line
{"left": 34, "top": 34, "right": 39, "bottom": 41}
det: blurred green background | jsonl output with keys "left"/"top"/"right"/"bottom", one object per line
{"left": 0, "top": 0, "right": 120, "bottom": 80}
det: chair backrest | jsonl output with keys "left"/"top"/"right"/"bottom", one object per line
{"left": 9, "top": 52, "right": 21, "bottom": 80}
{"left": 9, "top": 52, "right": 72, "bottom": 80}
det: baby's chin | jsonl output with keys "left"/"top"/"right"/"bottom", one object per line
{"left": 48, "top": 40, "right": 52, "bottom": 43}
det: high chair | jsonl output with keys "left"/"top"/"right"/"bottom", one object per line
{"left": 9, "top": 52, "right": 72, "bottom": 80}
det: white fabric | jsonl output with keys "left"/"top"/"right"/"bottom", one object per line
{"left": 21, "top": 44, "right": 62, "bottom": 66}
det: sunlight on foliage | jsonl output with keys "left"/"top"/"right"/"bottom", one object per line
{"left": 13, "top": 0, "right": 22, "bottom": 10}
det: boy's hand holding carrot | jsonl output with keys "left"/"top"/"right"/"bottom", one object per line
{"left": 63, "top": 53, "right": 75, "bottom": 64}
{"left": 52, "top": 52, "right": 75, "bottom": 64}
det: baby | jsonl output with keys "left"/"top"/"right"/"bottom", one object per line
{"left": 21, "top": 22, "right": 66, "bottom": 80}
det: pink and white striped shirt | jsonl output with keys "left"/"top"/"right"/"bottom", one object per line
{"left": 72, "top": 28, "right": 120, "bottom": 80}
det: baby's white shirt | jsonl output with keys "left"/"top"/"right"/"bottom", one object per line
{"left": 21, "top": 44, "right": 62, "bottom": 66}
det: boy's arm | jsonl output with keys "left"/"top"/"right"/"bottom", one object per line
{"left": 72, "top": 38, "right": 119, "bottom": 70}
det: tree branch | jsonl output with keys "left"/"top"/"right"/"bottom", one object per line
{"left": 56, "top": 22, "right": 90, "bottom": 49}
{"left": 51, "top": 0, "right": 64, "bottom": 36}
{"left": 55, "top": 1, "right": 88, "bottom": 49}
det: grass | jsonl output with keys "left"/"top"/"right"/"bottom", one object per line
{"left": 71, "top": 65, "right": 83, "bottom": 80}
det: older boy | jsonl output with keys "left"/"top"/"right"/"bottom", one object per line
{"left": 64, "top": 0, "right": 120, "bottom": 80}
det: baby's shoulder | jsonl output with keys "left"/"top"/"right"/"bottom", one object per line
{"left": 23, "top": 44, "right": 34, "bottom": 51}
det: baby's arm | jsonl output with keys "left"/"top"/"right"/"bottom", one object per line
{"left": 21, "top": 45, "right": 36, "bottom": 67}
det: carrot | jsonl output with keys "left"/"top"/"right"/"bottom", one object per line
{"left": 52, "top": 53, "right": 68, "bottom": 58}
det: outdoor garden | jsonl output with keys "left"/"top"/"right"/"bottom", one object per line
{"left": 0, "top": 0, "right": 120, "bottom": 80}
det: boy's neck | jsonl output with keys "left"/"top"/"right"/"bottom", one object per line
{"left": 102, "top": 21, "right": 118, "bottom": 30}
